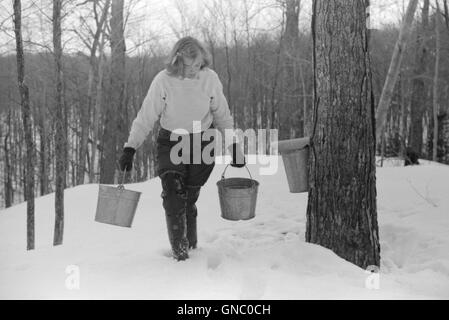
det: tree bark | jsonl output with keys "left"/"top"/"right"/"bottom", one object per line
{"left": 3, "top": 110, "right": 13, "bottom": 208}
{"left": 409, "top": 0, "right": 430, "bottom": 157}
{"left": 90, "top": 32, "right": 107, "bottom": 183}
{"left": 307, "top": 0, "right": 380, "bottom": 269}
{"left": 53, "top": 0, "right": 66, "bottom": 246}
{"left": 283, "top": 0, "right": 301, "bottom": 137}
{"left": 38, "top": 92, "right": 50, "bottom": 196}
{"left": 271, "top": 24, "right": 283, "bottom": 133}
{"left": 443, "top": 0, "right": 449, "bottom": 31}
{"left": 101, "top": 0, "right": 125, "bottom": 184}
{"left": 399, "top": 72, "right": 408, "bottom": 157}
{"left": 13, "top": 0, "right": 35, "bottom": 251}
{"left": 433, "top": 1, "right": 441, "bottom": 161}
{"left": 224, "top": 29, "right": 233, "bottom": 117}
{"left": 13, "top": 113, "right": 21, "bottom": 203}
{"left": 299, "top": 58, "right": 309, "bottom": 136}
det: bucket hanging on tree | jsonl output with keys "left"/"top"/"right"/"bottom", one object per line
{"left": 276, "top": 137, "right": 310, "bottom": 193}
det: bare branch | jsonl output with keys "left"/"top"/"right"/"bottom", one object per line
{"left": 69, "top": 27, "right": 92, "bottom": 50}
{"left": 23, "top": 39, "right": 53, "bottom": 52}
{"left": 76, "top": 0, "right": 92, "bottom": 7}
{"left": 29, "top": 0, "right": 52, "bottom": 22}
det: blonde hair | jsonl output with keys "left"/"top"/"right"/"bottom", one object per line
{"left": 165, "top": 36, "right": 212, "bottom": 78}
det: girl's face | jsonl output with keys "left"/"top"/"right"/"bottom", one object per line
{"left": 183, "top": 53, "right": 203, "bottom": 78}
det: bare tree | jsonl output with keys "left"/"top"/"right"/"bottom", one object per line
{"left": 53, "top": 0, "right": 66, "bottom": 246}
{"left": 399, "top": 71, "right": 409, "bottom": 157}
{"left": 73, "top": 0, "right": 111, "bottom": 185}
{"left": 409, "top": 0, "right": 430, "bottom": 156}
{"left": 37, "top": 85, "right": 50, "bottom": 195}
{"left": 204, "top": 0, "right": 233, "bottom": 114}
{"left": 443, "top": 0, "right": 449, "bottom": 30}
{"left": 375, "top": 0, "right": 419, "bottom": 144}
{"left": 433, "top": 0, "right": 441, "bottom": 161}
{"left": 242, "top": 0, "right": 254, "bottom": 130}
{"left": 307, "top": 0, "right": 380, "bottom": 269}
{"left": 101, "top": 0, "right": 125, "bottom": 184}
{"left": 90, "top": 27, "right": 107, "bottom": 183}
{"left": 13, "top": 0, "right": 35, "bottom": 250}
{"left": 3, "top": 106, "right": 14, "bottom": 208}
{"left": 282, "top": 0, "right": 302, "bottom": 137}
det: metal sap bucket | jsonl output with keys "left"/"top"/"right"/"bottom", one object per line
{"left": 216, "top": 164, "right": 259, "bottom": 221}
{"left": 277, "top": 137, "right": 310, "bottom": 193}
{"left": 95, "top": 171, "right": 141, "bottom": 227}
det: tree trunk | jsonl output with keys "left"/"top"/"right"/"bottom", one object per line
{"left": 38, "top": 93, "right": 50, "bottom": 196}
{"left": 73, "top": 117, "right": 79, "bottom": 186}
{"left": 433, "top": 1, "right": 441, "bottom": 161}
{"left": 399, "top": 72, "right": 408, "bottom": 158}
{"left": 242, "top": 0, "right": 253, "bottom": 131}
{"left": 299, "top": 60, "right": 309, "bottom": 136}
{"left": 224, "top": 33, "right": 233, "bottom": 117}
{"left": 409, "top": 0, "right": 430, "bottom": 157}
{"left": 271, "top": 26, "right": 283, "bottom": 133}
{"left": 375, "top": 0, "right": 419, "bottom": 143}
{"left": 283, "top": 0, "right": 301, "bottom": 137}
{"left": 307, "top": 0, "right": 380, "bottom": 269}
{"left": 101, "top": 0, "right": 125, "bottom": 184}
{"left": 443, "top": 0, "right": 449, "bottom": 31}
{"left": 77, "top": 79, "right": 89, "bottom": 185}
{"left": 90, "top": 33, "right": 107, "bottom": 183}
{"left": 53, "top": 0, "right": 66, "bottom": 246}
{"left": 3, "top": 111, "right": 13, "bottom": 208}
{"left": 13, "top": 113, "right": 20, "bottom": 203}
{"left": 13, "top": 0, "right": 35, "bottom": 251}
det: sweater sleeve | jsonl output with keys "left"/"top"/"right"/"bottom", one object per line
{"left": 210, "top": 70, "right": 234, "bottom": 136}
{"left": 124, "top": 73, "right": 166, "bottom": 149}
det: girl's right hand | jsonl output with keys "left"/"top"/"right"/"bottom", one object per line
{"left": 119, "top": 147, "right": 136, "bottom": 171}
{"left": 229, "top": 143, "right": 246, "bottom": 168}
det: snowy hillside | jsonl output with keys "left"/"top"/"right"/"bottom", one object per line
{"left": 0, "top": 156, "right": 448, "bottom": 299}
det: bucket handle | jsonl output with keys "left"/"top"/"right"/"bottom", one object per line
{"left": 117, "top": 170, "right": 127, "bottom": 191}
{"left": 221, "top": 164, "right": 255, "bottom": 186}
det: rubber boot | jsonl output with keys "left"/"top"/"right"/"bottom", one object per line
{"left": 186, "top": 186, "right": 201, "bottom": 249}
{"left": 160, "top": 171, "right": 189, "bottom": 261}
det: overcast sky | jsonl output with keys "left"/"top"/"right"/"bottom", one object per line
{"left": 0, "top": 0, "right": 414, "bottom": 56}
{"left": 125, "top": 0, "right": 412, "bottom": 55}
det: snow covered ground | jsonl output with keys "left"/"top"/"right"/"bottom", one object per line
{"left": 0, "top": 155, "right": 448, "bottom": 299}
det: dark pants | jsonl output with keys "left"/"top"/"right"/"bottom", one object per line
{"left": 156, "top": 125, "right": 216, "bottom": 258}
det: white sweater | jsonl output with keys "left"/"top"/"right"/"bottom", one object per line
{"left": 124, "top": 67, "right": 234, "bottom": 149}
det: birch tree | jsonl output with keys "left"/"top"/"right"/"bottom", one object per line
{"left": 375, "top": 0, "right": 419, "bottom": 144}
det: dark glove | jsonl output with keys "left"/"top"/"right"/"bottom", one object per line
{"left": 119, "top": 147, "right": 136, "bottom": 171}
{"left": 230, "top": 143, "right": 246, "bottom": 168}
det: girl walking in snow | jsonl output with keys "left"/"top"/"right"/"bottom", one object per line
{"left": 119, "top": 36, "right": 245, "bottom": 261}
